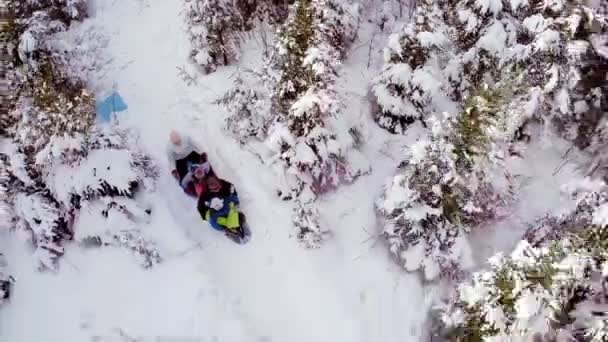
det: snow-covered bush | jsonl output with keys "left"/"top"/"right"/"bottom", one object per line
{"left": 376, "top": 86, "right": 512, "bottom": 280}
{"left": 0, "top": 253, "right": 14, "bottom": 306}
{"left": 4, "top": 0, "right": 95, "bottom": 156}
{"left": 0, "top": 156, "right": 13, "bottom": 233}
{"left": 4, "top": 127, "right": 158, "bottom": 270}
{"left": 216, "top": 69, "right": 272, "bottom": 143}
{"left": 13, "top": 65, "right": 95, "bottom": 154}
{"left": 12, "top": 191, "right": 71, "bottom": 269}
{"left": 77, "top": 197, "right": 160, "bottom": 269}
{"left": 261, "top": 0, "right": 366, "bottom": 246}
{"left": 293, "top": 199, "right": 327, "bottom": 248}
{"left": 6, "top": 0, "right": 87, "bottom": 25}
{"left": 312, "top": 0, "right": 360, "bottom": 59}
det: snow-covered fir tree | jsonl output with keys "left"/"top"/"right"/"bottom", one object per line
{"left": 261, "top": 0, "right": 365, "bottom": 247}
{"left": 185, "top": 0, "right": 291, "bottom": 73}
{"left": 370, "top": 0, "right": 458, "bottom": 133}
{"left": 376, "top": 85, "right": 513, "bottom": 280}
{"left": 2, "top": 0, "right": 159, "bottom": 270}
{"left": 504, "top": 0, "right": 608, "bottom": 168}
{"left": 4, "top": 0, "right": 95, "bottom": 154}
{"left": 446, "top": 0, "right": 608, "bottom": 162}
{"left": 441, "top": 181, "right": 608, "bottom": 340}
{"left": 185, "top": 0, "right": 244, "bottom": 74}
{"left": 219, "top": 0, "right": 363, "bottom": 247}
{"left": 373, "top": 0, "right": 607, "bottom": 279}
{"left": 372, "top": 0, "right": 607, "bottom": 145}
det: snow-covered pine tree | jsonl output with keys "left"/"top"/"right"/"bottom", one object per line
{"left": 2, "top": 1, "right": 159, "bottom": 270}
{"left": 442, "top": 231, "right": 608, "bottom": 341}
{"left": 370, "top": 0, "right": 458, "bottom": 133}
{"left": 445, "top": 0, "right": 553, "bottom": 99}
{"left": 376, "top": 85, "right": 512, "bottom": 280}
{"left": 238, "top": 0, "right": 291, "bottom": 29}
{"left": 264, "top": 0, "right": 364, "bottom": 247}
{"left": 5, "top": 0, "right": 87, "bottom": 25}
{"left": 2, "top": 0, "right": 92, "bottom": 270}
{"left": 185, "top": 0, "right": 292, "bottom": 73}
{"left": 4, "top": 0, "right": 95, "bottom": 157}
{"left": 441, "top": 182, "right": 608, "bottom": 341}
{"left": 372, "top": 0, "right": 607, "bottom": 147}
{"left": 506, "top": 0, "right": 608, "bottom": 166}
{"left": 185, "top": 0, "right": 244, "bottom": 74}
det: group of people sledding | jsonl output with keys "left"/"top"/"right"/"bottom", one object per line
{"left": 167, "top": 131, "right": 244, "bottom": 236}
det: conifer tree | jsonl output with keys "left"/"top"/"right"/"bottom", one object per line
{"left": 376, "top": 85, "right": 512, "bottom": 280}
{"left": 185, "top": 0, "right": 292, "bottom": 73}
{"left": 370, "top": 0, "right": 457, "bottom": 133}
{"left": 262, "top": 0, "right": 363, "bottom": 246}
{"left": 2, "top": 0, "right": 159, "bottom": 270}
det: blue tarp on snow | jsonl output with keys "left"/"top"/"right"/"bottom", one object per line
{"left": 96, "top": 91, "right": 128, "bottom": 122}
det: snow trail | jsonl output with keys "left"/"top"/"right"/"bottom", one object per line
{"left": 1, "top": 1, "right": 429, "bottom": 341}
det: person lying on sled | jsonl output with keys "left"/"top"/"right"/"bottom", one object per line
{"left": 167, "top": 130, "right": 214, "bottom": 195}
{"left": 181, "top": 163, "right": 213, "bottom": 197}
{"left": 197, "top": 175, "right": 240, "bottom": 231}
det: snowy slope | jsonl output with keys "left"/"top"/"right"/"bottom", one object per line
{"left": 0, "top": 1, "right": 431, "bottom": 341}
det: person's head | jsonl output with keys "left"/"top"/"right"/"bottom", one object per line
{"left": 169, "top": 130, "right": 182, "bottom": 146}
{"left": 194, "top": 163, "right": 209, "bottom": 180}
{"left": 206, "top": 175, "right": 221, "bottom": 192}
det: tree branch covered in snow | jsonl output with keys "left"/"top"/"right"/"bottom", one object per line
{"left": 440, "top": 182, "right": 608, "bottom": 340}
{"left": 525, "top": 178, "right": 608, "bottom": 246}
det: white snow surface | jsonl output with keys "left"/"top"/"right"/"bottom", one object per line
{"left": 0, "top": 1, "right": 431, "bottom": 341}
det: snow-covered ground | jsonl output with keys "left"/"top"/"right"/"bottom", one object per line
{"left": 0, "top": 1, "right": 430, "bottom": 341}
{"left": 0, "top": 1, "right": 586, "bottom": 341}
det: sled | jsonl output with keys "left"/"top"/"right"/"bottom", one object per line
{"left": 207, "top": 202, "right": 251, "bottom": 244}
{"left": 96, "top": 91, "right": 128, "bottom": 123}
{"left": 223, "top": 212, "right": 251, "bottom": 244}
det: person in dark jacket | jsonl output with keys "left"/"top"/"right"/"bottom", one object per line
{"left": 197, "top": 175, "right": 240, "bottom": 231}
